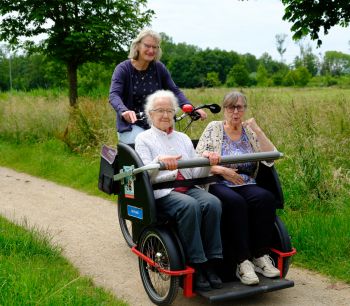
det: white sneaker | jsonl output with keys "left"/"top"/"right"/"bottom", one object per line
{"left": 253, "top": 255, "right": 280, "bottom": 278}
{"left": 236, "top": 260, "right": 259, "bottom": 285}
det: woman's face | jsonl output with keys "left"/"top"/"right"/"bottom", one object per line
{"left": 137, "top": 35, "right": 159, "bottom": 63}
{"left": 223, "top": 97, "right": 246, "bottom": 125}
{"left": 149, "top": 97, "right": 175, "bottom": 132}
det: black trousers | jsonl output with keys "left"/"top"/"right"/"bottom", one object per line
{"left": 209, "top": 184, "right": 277, "bottom": 263}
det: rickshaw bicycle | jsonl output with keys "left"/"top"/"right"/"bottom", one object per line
{"left": 98, "top": 103, "right": 296, "bottom": 305}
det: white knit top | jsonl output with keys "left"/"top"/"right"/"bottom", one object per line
{"left": 135, "top": 125, "right": 210, "bottom": 199}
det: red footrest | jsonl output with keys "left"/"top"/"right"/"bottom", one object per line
{"left": 131, "top": 246, "right": 196, "bottom": 297}
{"left": 270, "top": 247, "right": 297, "bottom": 278}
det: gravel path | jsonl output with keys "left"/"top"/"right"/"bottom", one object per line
{"left": 1, "top": 166, "right": 350, "bottom": 306}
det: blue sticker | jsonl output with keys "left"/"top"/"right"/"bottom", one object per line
{"left": 127, "top": 205, "right": 143, "bottom": 220}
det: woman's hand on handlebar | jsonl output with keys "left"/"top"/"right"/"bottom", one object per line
{"left": 158, "top": 155, "right": 182, "bottom": 170}
{"left": 195, "top": 109, "right": 207, "bottom": 120}
{"left": 122, "top": 110, "right": 138, "bottom": 123}
{"left": 202, "top": 151, "right": 221, "bottom": 165}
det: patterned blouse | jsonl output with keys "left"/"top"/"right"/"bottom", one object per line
{"left": 221, "top": 128, "right": 257, "bottom": 187}
{"left": 196, "top": 121, "right": 276, "bottom": 186}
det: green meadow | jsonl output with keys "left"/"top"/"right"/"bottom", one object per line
{"left": 0, "top": 87, "right": 349, "bottom": 304}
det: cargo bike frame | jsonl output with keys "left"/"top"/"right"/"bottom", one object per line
{"left": 99, "top": 104, "right": 296, "bottom": 305}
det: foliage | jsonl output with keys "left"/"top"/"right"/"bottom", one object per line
{"left": 283, "top": 67, "right": 311, "bottom": 87}
{"left": 161, "top": 36, "right": 243, "bottom": 88}
{"left": 293, "top": 43, "right": 319, "bottom": 76}
{"left": 259, "top": 52, "right": 289, "bottom": 74}
{"left": 78, "top": 62, "right": 113, "bottom": 96}
{"left": 281, "top": 0, "right": 350, "bottom": 45}
{"left": 241, "top": 53, "right": 259, "bottom": 72}
{"left": 2, "top": 33, "right": 350, "bottom": 92}
{"left": 321, "top": 51, "right": 350, "bottom": 76}
{"left": 272, "top": 70, "right": 288, "bottom": 86}
{"left": 225, "top": 64, "right": 250, "bottom": 87}
{"left": 256, "top": 64, "right": 269, "bottom": 86}
{"left": 0, "top": 48, "right": 66, "bottom": 91}
{"left": 205, "top": 71, "right": 221, "bottom": 87}
{"left": 275, "top": 33, "right": 288, "bottom": 62}
{"left": 295, "top": 66, "right": 312, "bottom": 86}
{"left": 0, "top": 0, "right": 153, "bottom": 105}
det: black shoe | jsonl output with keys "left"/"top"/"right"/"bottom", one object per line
{"left": 192, "top": 264, "right": 211, "bottom": 291}
{"left": 205, "top": 267, "right": 223, "bottom": 289}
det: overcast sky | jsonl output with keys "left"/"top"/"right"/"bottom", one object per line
{"left": 147, "top": 0, "right": 350, "bottom": 64}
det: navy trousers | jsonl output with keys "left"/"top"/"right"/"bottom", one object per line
{"left": 156, "top": 188, "right": 223, "bottom": 264}
{"left": 209, "top": 184, "right": 276, "bottom": 263}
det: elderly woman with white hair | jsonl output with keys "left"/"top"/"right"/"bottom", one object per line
{"left": 109, "top": 28, "right": 206, "bottom": 144}
{"left": 135, "top": 89, "right": 223, "bottom": 291}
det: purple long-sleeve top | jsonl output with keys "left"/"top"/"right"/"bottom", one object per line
{"left": 109, "top": 59, "right": 192, "bottom": 133}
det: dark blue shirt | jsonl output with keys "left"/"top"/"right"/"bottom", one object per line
{"left": 109, "top": 60, "right": 192, "bottom": 132}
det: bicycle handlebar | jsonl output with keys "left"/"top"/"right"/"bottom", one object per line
{"left": 158, "top": 151, "right": 283, "bottom": 170}
{"left": 133, "top": 103, "right": 222, "bottom": 124}
{"left": 175, "top": 103, "right": 221, "bottom": 122}
{"left": 113, "top": 151, "right": 283, "bottom": 182}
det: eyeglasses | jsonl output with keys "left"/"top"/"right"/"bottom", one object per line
{"left": 225, "top": 105, "right": 246, "bottom": 113}
{"left": 142, "top": 43, "right": 159, "bottom": 50}
{"left": 151, "top": 108, "right": 175, "bottom": 115}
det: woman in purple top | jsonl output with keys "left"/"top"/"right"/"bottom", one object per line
{"left": 109, "top": 29, "right": 207, "bottom": 144}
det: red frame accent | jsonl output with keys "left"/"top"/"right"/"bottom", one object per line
{"left": 132, "top": 245, "right": 297, "bottom": 299}
{"left": 131, "top": 246, "right": 196, "bottom": 298}
{"left": 270, "top": 247, "right": 297, "bottom": 278}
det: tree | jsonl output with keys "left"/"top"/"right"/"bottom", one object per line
{"left": 295, "top": 66, "right": 311, "bottom": 86}
{"left": 205, "top": 72, "right": 221, "bottom": 88}
{"left": 321, "top": 51, "right": 350, "bottom": 76}
{"left": 293, "top": 43, "right": 319, "bottom": 76}
{"left": 0, "top": 1, "right": 153, "bottom": 106}
{"left": 281, "top": 0, "right": 350, "bottom": 46}
{"left": 283, "top": 66, "right": 311, "bottom": 87}
{"left": 256, "top": 64, "right": 269, "bottom": 86}
{"left": 241, "top": 53, "right": 259, "bottom": 73}
{"left": 258, "top": 52, "right": 286, "bottom": 74}
{"left": 225, "top": 64, "right": 250, "bottom": 87}
{"left": 275, "top": 33, "right": 287, "bottom": 62}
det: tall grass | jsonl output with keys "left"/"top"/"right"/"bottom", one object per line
{"left": 1, "top": 87, "right": 350, "bottom": 283}
{"left": 0, "top": 91, "right": 117, "bottom": 156}
{"left": 187, "top": 88, "right": 350, "bottom": 209}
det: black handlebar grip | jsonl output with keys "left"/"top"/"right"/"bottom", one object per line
{"left": 191, "top": 111, "right": 201, "bottom": 121}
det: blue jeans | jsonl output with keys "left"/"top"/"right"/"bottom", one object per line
{"left": 156, "top": 188, "right": 223, "bottom": 263}
{"left": 118, "top": 125, "right": 145, "bottom": 144}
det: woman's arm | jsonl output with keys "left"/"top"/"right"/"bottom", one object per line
{"left": 196, "top": 122, "right": 216, "bottom": 155}
{"left": 135, "top": 134, "right": 178, "bottom": 183}
{"left": 211, "top": 165, "right": 245, "bottom": 185}
{"left": 243, "top": 118, "right": 275, "bottom": 152}
{"left": 109, "top": 63, "right": 129, "bottom": 115}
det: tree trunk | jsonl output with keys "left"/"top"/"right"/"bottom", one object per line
{"left": 67, "top": 62, "right": 78, "bottom": 107}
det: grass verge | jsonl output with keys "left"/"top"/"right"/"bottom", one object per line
{"left": 0, "top": 138, "right": 109, "bottom": 199}
{"left": 0, "top": 215, "right": 127, "bottom": 305}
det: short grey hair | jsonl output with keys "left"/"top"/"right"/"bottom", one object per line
{"left": 222, "top": 91, "right": 247, "bottom": 109}
{"left": 128, "top": 29, "right": 162, "bottom": 61}
{"left": 144, "top": 90, "right": 178, "bottom": 126}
